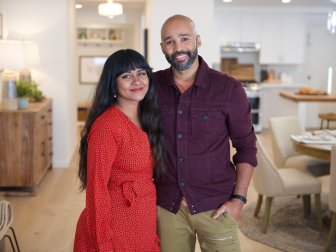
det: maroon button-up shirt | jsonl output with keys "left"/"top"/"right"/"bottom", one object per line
{"left": 153, "top": 56, "right": 257, "bottom": 215}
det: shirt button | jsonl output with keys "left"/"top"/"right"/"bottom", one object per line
{"left": 177, "top": 109, "right": 183, "bottom": 115}
{"left": 177, "top": 133, "right": 183, "bottom": 139}
{"left": 180, "top": 182, "right": 185, "bottom": 187}
{"left": 203, "top": 114, "right": 208, "bottom": 120}
{"left": 178, "top": 157, "right": 184, "bottom": 162}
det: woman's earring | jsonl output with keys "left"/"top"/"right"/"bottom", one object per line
{"left": 114, "top": 94, "right": 117, "bottom": 98}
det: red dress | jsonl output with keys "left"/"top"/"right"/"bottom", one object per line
{"left": 74, "top": 106, "right": 160, "bottom": 252}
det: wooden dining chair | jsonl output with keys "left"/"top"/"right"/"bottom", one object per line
{"left": 253, "top": 139, "right": 322, "bottom": 234}
{"left": 324, "top": 145, "right": 336, "bottom": 252}
{"left": 319, "top": 113, "right": 336, "bottom": 129}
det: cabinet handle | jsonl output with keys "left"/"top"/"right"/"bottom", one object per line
{"left": 41, "top": 115, "right": 45, "bottom": 120}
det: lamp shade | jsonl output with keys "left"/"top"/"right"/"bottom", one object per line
{"left": 98, "top": 0, "right": 123, "bottom": 18}
{"left": 0, "top": 40, "right": 40, "bottom": 70}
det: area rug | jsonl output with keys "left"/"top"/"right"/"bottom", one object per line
{"left": 239, "top": 195, "right": 336, "bottom": 252}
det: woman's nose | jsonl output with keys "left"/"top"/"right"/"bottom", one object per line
{"left": 132, "top": 75, "right": 140, "bottom": 85}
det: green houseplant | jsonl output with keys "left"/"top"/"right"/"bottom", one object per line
{"left": 16, "top": 79, "right": 32, "bottom": 109}
{"left": 16, "top": 79, "right": 45, "bottom": 109}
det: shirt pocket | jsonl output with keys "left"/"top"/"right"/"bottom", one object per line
{"left": 191, "top": 108, "right": 225, "bottom": 137}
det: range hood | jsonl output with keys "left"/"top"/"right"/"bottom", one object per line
{"left": 221, "top": 42, "right": 261, "bottom": 53}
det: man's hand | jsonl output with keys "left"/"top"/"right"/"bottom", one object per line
{"left": 211, "top": 198, "right": 245, "bottom": 221}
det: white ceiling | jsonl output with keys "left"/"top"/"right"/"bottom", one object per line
{"left": 77, "top": 0, "right": 336, "bottom": 11}
{"left": 214, "top": 0, "right": 336, "bottom": 8}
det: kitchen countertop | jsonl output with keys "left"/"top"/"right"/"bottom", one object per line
{"left": 280, "top": 92, "right": 336, "bottom": 102}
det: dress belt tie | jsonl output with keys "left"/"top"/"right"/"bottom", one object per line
{"left": 121, "top": 181, "right": 137, "bottom": 207}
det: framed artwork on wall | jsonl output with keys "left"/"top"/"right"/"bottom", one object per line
{"left": 79, "top": 56, "right": 108, "bottom": 84}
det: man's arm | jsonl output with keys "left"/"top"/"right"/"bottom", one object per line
{"left": 212, "top": 162, "right": 254, "bottom": 220}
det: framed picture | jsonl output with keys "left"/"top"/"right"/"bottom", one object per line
{"left": 79, "top": 56, "right": 108, "bottom": 84}
{"left": 0, "top": 13, "right": 2, "bottom": 39}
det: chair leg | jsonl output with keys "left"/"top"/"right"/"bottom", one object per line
{"left": 9, "top": 227, "right": 20, "bottom": 252}
{"left": 261, "top": 197, "right": 273, "bottom": 234}
{"left": 302, "top": 195, "right": 311, "bottom": 217}
{"left": 320, "top": 119, "right": 324, "bottom": 130}
{"left": 314, "top": 194, "right": 322, "bottom": 231}
{"left": 324, "top": 212, "right": 336, "bottom": 252}
{"left": 4, "top": 235, "right": 16, "bottom": 252}
{"left": 3, "top": 227, "right": 20, "bottom": 252}
{"left": 254, "top": 194, "right": 263, "bottom": 217}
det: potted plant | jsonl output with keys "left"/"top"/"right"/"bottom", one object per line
{"left": 16, "top": 79, "right": 32, "bottom": 109}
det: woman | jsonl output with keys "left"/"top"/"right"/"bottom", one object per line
{"left": 74, "top": 49, "right": 165, "bottom": 252}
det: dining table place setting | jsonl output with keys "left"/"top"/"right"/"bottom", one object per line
{"left": 291, "top": 130, "right": 336, "bottom": 145}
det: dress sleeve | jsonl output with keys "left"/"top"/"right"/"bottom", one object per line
{"left": 86, "top": 126, "right": 117, "bottom": 251}
{"left": 227, "top": 80, "right": 257, "bottom": 167}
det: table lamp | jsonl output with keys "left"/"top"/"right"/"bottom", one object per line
{"left": 0, "top": 40, "right": 40, "bottom": 110}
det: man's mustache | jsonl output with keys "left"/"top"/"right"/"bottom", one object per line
{"left": 172, "top": 51, "right": 190, "bottom": 59}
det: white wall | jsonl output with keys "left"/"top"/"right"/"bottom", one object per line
{"left": 304, "top": 13, "right": 336, "bottom": 128}
{"left": 0, "top": 0, "right": 78, "bottom": 168}
{"left": 75, "top": 6, "right": 144, "bottom": 102}
{"left": 146, "top": 0, "right": 216, "bottom": 71}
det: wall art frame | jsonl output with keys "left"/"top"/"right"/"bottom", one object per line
{"left": 79, "top": 55, "right": 108, "bottom": 84}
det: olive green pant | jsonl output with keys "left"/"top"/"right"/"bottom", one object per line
{"left": 157, "top": 205, "right": 241, "bottom": 252}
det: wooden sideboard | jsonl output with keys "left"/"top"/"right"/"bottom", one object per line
{"left": 0, "top": 99, "right": 53, "bottom": 194}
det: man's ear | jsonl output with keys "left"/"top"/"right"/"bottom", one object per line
{"left": 196, "top": 35, "right": 201, "bottom": 48}
{"left": 160, "top": 42, "right": 164, "bottom": 53}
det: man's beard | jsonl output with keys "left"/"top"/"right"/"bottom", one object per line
{"left": 165, "top": 48, "right": 198, "bottom": 71}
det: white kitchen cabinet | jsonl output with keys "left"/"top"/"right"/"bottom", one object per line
{"left": 217, "top": 13, "right": 262, "bottom": 43}
{"left": 260, "top": 84, "right": 300, "bottom": 128}
{"left": 259, "top": 14, "right": 306, "bottom": 64}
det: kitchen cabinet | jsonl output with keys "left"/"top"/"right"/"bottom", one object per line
{"left": 0, "top": 99, "right": 53, "bottom": 194}
{"left": 259, "top": 85, "right": 300, "bottom": 128}
{"left": 259, "top": 14, "right": 306, "bottom": 64}
{"left": 217, "top": 13, "right": 262, "bottom": 43}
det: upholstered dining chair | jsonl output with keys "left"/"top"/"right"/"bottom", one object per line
{"left": 269, "top": 116, "right": 330, "bottom": 177}
{"left": 0, "top": 199, "right": 20, "bottom": 252}
{"left": 324, "top": 145, "right": 336, "bottom": 252}
{"left": 253, "top": 139, "right": 323, "bottom": 234}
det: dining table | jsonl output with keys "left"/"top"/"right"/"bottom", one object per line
{"left": 291, "top": 140, "right": 332, "bottom": 161}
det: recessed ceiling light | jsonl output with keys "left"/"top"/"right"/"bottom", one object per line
{"left": 223, "top": 0, "right": 233, "bottom": 2}
{"left": 75, "top": 3, "right": 83, "bottom": 9}
{"left": 282, "top": 0, "right": 291, "bottom": 3}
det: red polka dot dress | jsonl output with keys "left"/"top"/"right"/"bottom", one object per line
{"left": 74, "top": 106, "right": 160, "bottom": 252}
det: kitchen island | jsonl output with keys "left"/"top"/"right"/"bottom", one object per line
{"left": 279, "top": 92, "right": 336, "bottom": 129}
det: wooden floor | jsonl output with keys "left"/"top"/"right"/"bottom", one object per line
{"left": 1, "top": 130, "right": 328, "bottom": 252}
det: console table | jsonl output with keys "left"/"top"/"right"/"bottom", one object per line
{"left": 0, "top": 99, "right": 53, "bottom": 195}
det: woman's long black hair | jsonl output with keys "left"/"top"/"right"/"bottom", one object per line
{"left": 78, "top": 49, "right": 166, "bottom": 190}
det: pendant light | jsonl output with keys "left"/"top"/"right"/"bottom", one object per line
{"left": 98, "top": 0, "right": 123, "bottom": 19}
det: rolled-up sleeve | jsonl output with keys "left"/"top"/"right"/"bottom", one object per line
{"left": 227, "top": 80, "right": 257, "bottom": 167}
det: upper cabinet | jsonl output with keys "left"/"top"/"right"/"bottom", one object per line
{"left": 217, "top": 13, "right": 262, "bottom": 43}
{"left": 77, "top": 25, "right": 125, "bottom": 45}
{"left": 259, "top": 14, "right": 306, "bottom": 65}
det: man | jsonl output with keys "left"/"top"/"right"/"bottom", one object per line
{"left": 153, "top": 14, "right": 257, "bottom": 252}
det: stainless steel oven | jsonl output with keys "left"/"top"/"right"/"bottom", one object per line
{"left": 244, "top": 84, "right": 262, "bottom": 133}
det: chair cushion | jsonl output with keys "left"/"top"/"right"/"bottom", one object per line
{"left": 279, "top": 168, "right": 321, "bottom": 195}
